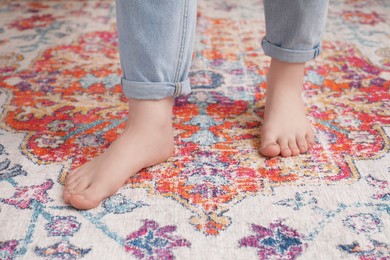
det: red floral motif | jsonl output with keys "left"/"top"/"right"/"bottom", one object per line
{"left": 9, "top": 14, "right": 56, "bottom": 31}
{"left": 342, "top": 11, "right": 385, "bottom": 25}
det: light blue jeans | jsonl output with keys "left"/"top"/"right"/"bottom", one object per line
{"left": 115, "top": 0, "right": 328, "bottom": 100}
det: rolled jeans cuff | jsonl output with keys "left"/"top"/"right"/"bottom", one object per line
{"left": 261, "top": 37, "right": 322, "bottom": 63}
{"left": 121, "top": 77, "right": 191, "bottom": 100}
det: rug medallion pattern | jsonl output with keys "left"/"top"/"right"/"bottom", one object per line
{"left": 0, "top": 0, "right": 389, "bottom": 259}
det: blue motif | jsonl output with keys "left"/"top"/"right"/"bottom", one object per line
{"left": 183, "top": 115, "right": 223, "bottom": 145}
{"left": 189, "top": 70, "right": 224, "bottom": 89}
{"left": 80, "top": 74, "right": 119, "bottom": 89}
{"left": 102, "top": 194, "right": 149, "bottom": 215}
{"left": 306, "top": 70, "right": 325, "bottom": 85}
{"left": 262, "top": 229, "right": 302, "bottom": 255}
{"left": 274, "top": 191, "right": 317, "bottom": 210}
{"left": 0, "top": 158, "right": 28, "bottom": 181}
{"left": 127, "top": 231, "right": 169, "bottom": 256}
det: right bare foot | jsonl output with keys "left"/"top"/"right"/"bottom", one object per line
{"left": 259, "top": 59, "right": 315, "bottom": 158}
{"left": 63, "top": 97, "right": 175, "bottom": 210}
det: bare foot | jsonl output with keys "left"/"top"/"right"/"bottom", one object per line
{"left": 260, "top": 58, "right": 315, "bottom": 157}
{"left": 63, "top": 97, "right": 175, "bottom": 209}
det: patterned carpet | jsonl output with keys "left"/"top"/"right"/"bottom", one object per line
{"left": 0, "top": 0, "right": 389, "bottom": 259}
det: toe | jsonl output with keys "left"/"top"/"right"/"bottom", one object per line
{"left": 64, "top": 181, "right": 78, "bottom": 194}
{"left": 69, "top": 184, "right": 117, "bottom": 210}
{"left": 69, "top": 194, "right": 100, "bottom": 210}
{"left": 64, "top": 176, "right": 91, "bottom": 200}
{"left": 63, "top": 190, "right": 72, "bottom": 204}
{"left": 260, "top": 143, "right": 280, "bottom": 157}
{"left": 68, "top": 177, "right": 90, "bottom": 194}
{"left": 288, "top": 139, "right": 300, "bottom": 156}
{"left": 64, "top": 177, "right": 82, "bottom": 192}
{"left": 296, "top": 135, "right": 308, "bottom": 153}
{"left": 65, "top": 169, "right": 84, "bottom": 186}
{"left": 260, "top": 132, "right": 280, "bottom": 157}
{"left": 306, "top": 131, "right": 315, "bottom": 149}
{"left": 279, "top": 138, "right": 291, "bottom": 157}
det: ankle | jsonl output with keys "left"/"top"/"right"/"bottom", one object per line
{"left": 128, "top": 97, "right": 174, "bottom": 115}
{"left": 267, "top": 58, "right": 305, "bottom": 89}
{"left": 126, "top": 97, "right": 174, "bottom": 128}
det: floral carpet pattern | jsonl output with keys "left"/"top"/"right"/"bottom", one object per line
{"left": 0, "top": 0, "right": 389, "bottom": 259}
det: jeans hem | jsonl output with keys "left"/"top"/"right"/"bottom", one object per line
{"left": 261, "top": 37, "right": 322, "bottom": 63}
{"left": 121, "top": 77, "right": 191, "bottom": 100}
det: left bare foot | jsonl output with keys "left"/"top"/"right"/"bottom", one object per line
{"left": 63, "top": 97, "right": 175, "bottom": 210}
{"left": 260, "top": 58, "right": 315, "bottom": 157}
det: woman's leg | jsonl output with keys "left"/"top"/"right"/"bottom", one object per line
{"left": 63, "top": 0, "right": 197, "bottom": 209}
{"left": 260, "top": 0, "right": 328, "bottom": 157}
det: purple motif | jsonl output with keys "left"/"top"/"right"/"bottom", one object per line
{"left": 239, "top": 220, "right": 306, "bottom": 259}
{"left": 1, "top": 179, "right": 53, "bottom": 209}
{"left": 0, "top": 240, "right": 19, "bottom": 260}
{"left": 76, "top": 134, "right": 105, "bottom": 148}
{"left": 124, "top": 219, "right": 191, "bottom": 259}
{"left": 45, "top": 216, "right": 81, "bottom": 237}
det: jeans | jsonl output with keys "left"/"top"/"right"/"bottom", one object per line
{"left": 115, "top": 0, "right": 329, "bottom": 100}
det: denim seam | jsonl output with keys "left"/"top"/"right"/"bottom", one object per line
{"left": 172, "top": 0, "right": 189, "bottom": 94}
{"left": 174, "top": 82, "right": 182, "bottom": 96}
{"left": 314, "top": 43, "right": 321, "bottom": 58}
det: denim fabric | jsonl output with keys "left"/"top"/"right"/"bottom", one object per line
{"left": 262, "top": 0, "right": 329, "bottom": 63}
{"left": 116, "top": 0, "right": 328, "bottom": 100}
{"left": 116, "top": 0, "right": 197, "bottom": 100}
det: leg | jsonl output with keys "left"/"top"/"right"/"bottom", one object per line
{"left": 63, "top": 0, "right": 197, "bottom": 209}
{"left": 260, "top": 0, "right": 328, "bottom": 157}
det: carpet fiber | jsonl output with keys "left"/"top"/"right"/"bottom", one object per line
{"left": 0, "top": 0, "right": 389, "bottom": 259}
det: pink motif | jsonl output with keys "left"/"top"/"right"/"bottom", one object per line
{"left": 2, "top": 179, "right": 53, "bottom": 209}
{"left": 0, "top": 240, "right": 19, "bottom": 260}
